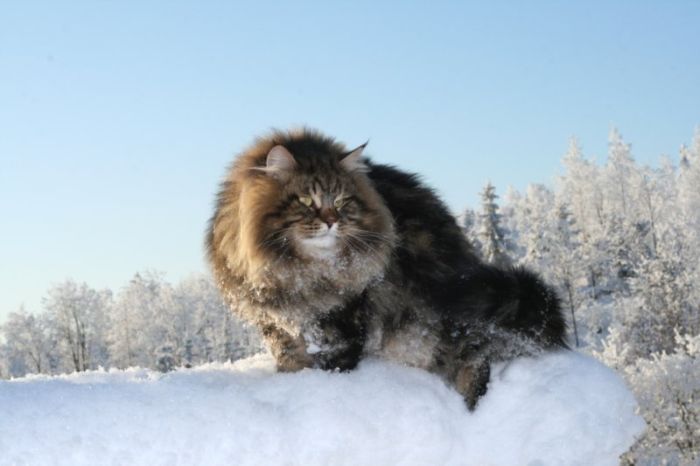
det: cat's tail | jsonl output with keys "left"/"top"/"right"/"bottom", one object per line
{"left": 449, "top": 264, "right": 569, "bottom": 350}
{"left": 438, "top": 264, "right": 568, "bottom": 410}
{"left": 503, "top": 266, "right": 568, "bottom": 349}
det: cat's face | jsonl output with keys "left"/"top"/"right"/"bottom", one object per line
{"left": 284, "top": 178, "right": 354, "bottom": 259}
{"left": 251, "top": 143, "right": 393, "bottom": 264}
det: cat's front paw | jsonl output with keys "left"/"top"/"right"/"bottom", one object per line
{"left": 454, "top": 360, "right": 491, "bottom": 411}
{"left": 275, "top": 351, "right": 313, "bottom": 372}
{"left": 263, "top": 324, "right": 314, "bottom": 372}
{"left": 315, "top": 352, "right": 361, "bottom": 372}
{"left": 312, "top": 342, "right": 363, "bottom": 372}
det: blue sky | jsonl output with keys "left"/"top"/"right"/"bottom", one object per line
{"left": 1, "top": 1, "right": 699, "bottom": 319}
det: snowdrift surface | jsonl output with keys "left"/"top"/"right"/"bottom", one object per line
{"left": 0, "top": 351, "right": 643, "bottom": 466}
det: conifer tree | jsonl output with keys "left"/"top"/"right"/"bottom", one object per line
{"left": 478, "top": 182, "right": 510, "bottom": 267}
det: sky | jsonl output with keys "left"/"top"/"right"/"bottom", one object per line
{"left": 1, "top": 1, "right": 699, "bottom": 320}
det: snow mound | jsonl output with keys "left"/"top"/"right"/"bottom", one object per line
{"left": 0, "top": 351, "right": 643, "bottom": 466}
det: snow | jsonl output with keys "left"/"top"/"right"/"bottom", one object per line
{"left": 0, "top": 351, "right": 644, "bottom": 466}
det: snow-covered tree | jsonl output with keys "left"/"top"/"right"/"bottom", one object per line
{"left": 678, "top": 127, "right": 700, "bottom": 235}
{"left": 559, "top": 137, "right": 605, "bottom": 234}
{"left": 547, "top": 202, "right": 584, "bottom": 346}
{"left": 513, "top": 183, "right": 555, "bottom": 268}
{"left": 0, "top": 308, "right": 52, "bottom": 376}
{"left": 42, "top": 281, "right": 111, "bottom": 372}
{"left": 604, "top": 128, "right": 639, "bottom": 219}
{"left": 459, "top": 207, "right": 483, "bottom": 259}
{"left": 175, "top": 275, "right": 261, "bottom": 364}
{"left": 108, "top": 271, "right": 170, "bottom": 368}
{"left": 478, "top": 182, "right": 510, "bottom": 267}
{"left": 620, "top": 332, "right": 700, "bottom": 465}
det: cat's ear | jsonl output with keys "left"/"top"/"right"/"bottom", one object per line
{"left": 340, "top": 142, "right": 369, "bottom": 173}
{"left": 257, "top": 145, "right": 297, "bottom": 179}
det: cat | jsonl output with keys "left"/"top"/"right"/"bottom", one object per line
{"left": 206, "top": 128, "right": 566, "bottom": 409}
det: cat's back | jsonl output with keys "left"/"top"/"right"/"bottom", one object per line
{"left": 366, "top": 162, "right": 478, "bottom": 291}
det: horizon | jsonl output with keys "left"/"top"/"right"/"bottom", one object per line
{"left": 2, "top": 1, "right": 699, "bottom": 319}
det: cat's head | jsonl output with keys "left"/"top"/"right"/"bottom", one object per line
{"left": 211, "top": 129, "right": 395, "bottom": 287}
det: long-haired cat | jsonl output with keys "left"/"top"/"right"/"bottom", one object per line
{"left": 206, "top": 128, "right": 566, "bottom": 409}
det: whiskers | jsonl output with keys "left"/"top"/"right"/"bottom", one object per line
{"left": 339, "top": 227, "right": 394, "bottom": 260}
{"left": 259, "top": 220, "right": 394, "bottom": 271}
{"left": 259, "top": 226, "right": 295, "bottom": 255}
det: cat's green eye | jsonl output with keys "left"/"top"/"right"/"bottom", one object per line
{"left": 298, "top": 196, "right": 313, "bottom": 207}
{"left": 333, "top": 198, "right": 344, "bottom": 209}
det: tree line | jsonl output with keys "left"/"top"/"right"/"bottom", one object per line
{"left": 464, "top": 127, "right": 700, "bottom": 464}
{"left": 0, "top": 272, "right": 261, "bottom": 377}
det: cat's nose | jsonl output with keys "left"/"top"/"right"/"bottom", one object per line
{"left": 320, "top": 208, "right": 338, "bottom": 228}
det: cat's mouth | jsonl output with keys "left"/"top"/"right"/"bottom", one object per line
{"left": 299, "top": 224, "right": 340, "bottom": 258}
